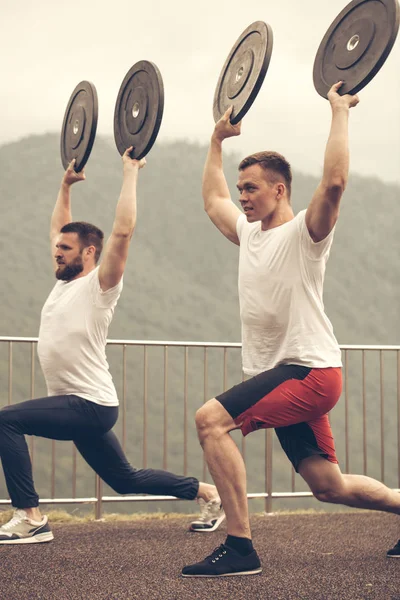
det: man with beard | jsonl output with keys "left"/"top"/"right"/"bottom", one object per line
{"left": 0, "top": 149, "right": 224, "bottom": 543}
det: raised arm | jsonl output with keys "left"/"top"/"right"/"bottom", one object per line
{"left": 98, "top": 148, "right": 145, "bottom": 291}
{"left": 306, "top": 81, "right": 359, "bottom": 242}
{"left": 50, "top": 160, "right": 85, "bottom": 269}
{"left": 203, "top": 107, "right": 243, "bottom": 245}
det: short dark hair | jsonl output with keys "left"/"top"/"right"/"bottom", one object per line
{"left": 60, "top": 221, "right": 104, "bottom": 263}
{"left": 239, "top": 151, "right": 292, "bottom": 198}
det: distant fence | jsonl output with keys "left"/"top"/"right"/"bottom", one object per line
{"left": 0, "top": 336, "right": 399, "bottom": 518}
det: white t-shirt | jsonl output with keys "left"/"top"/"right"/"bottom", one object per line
{"left": 237, "top": 209, "right": 342, "bottom": 376}
{"left": 37, "top": 267, "right": 122, "bottom": 406}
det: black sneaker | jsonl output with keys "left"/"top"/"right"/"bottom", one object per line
{"left": 181, "top": 543, "right": 262, "bottom": 578}
{"left": 387, "top": 539, "right": 400, "bottom": 558}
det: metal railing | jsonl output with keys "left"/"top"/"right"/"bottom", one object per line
{"left": 0, "top": 336, "right": 399, "bottom": 518}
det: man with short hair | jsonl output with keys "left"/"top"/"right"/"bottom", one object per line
{"left": 182, "top": 82, "right": 400, "bottom": 578}
{"left": 0, "top": 149, "right": 223, "bottom": 543}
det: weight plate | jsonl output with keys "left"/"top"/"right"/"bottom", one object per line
{"left": 313, "top": 0, "right": 400, "bottom": 98}
{"left": 213, "top": 21, "right": 273, "bottom": 124}
{"left": 60, "top": 81, "right": 98, "bottom": 172}
{"left": 114, "top": 60, "right": 164, "bottom": 159}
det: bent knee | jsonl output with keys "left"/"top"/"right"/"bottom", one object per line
{"left": 195, "top": 399, "right": 233, "bottom": 441}
{"left": 312, "top": 486, "right": 345, "bottom": 504}
{"left": 195, "top": 402, "right": 217, "bottom": 436}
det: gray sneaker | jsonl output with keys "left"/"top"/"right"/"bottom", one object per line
{"left": 190, "top": 498, "right": 226, "bottom": 532}
{"left": 0, "top": 509, "right": 54, "bottom": 544}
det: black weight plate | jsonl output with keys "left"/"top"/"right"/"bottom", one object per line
{"left": 213, "top": 21, "right": 273, "bottom": 124}
{"left": 60, "top": 81, "right": 98, "bottom": 172}
{"left": 313, "top": 0, "right": 400, "bottom": 98}
{"left": 114, "top": 60, "right": 164, "bottom": 159}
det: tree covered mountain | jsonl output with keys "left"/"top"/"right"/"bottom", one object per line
{"left": 0, "top": 133, "right": 398, "bottom": 513}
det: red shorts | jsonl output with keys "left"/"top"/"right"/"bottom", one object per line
{"left": 216, "top": 364, "right": 342, "bottom": 471}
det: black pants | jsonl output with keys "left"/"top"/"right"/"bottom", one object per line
{"left": 0, "top": 395, "right": 199, "bottom": 509}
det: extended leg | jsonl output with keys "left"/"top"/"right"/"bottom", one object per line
{"left": 74, "top": 429, "right": 199, "bottom": 499}
{"left": 299, "top": 455, "right": 400, "bottom": 514}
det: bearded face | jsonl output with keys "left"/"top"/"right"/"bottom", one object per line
{"left": 55, "top": 253, "right": 84, "bottom": 281}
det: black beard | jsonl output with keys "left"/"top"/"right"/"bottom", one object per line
{"left": 56, "top": 257, "right": 84, "bottom": 281}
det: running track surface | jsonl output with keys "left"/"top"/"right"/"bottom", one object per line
{"left": 1, "top": 512, "right": 399, "bottom": 599}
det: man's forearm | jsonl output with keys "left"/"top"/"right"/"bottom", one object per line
{"left": 322, "top": 107, "right": 350, "bottom": 190}
{"left": 202, "top": 136, "right": 231, "bottom": 212}
{"left": 51, "top": 183, "right": 72, "bottom": 238}
{"left": 112, "top": 168, "right": 138, "bottom": 236}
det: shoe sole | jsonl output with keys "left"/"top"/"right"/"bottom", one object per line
{"left": 190, "top": 513, "right": 226, "bottom": 533}
{"left": 387, "top": 554, "right": 400, "bottom": 558}
{"left": 0, "top": 532, "right": 54, "bottom": 544}
{"left": 182, "top": 568, "right": 262, "bottom": 578}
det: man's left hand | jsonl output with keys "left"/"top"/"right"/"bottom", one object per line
{"left": 328, "top": 81, "right": 360, "bottom": 110}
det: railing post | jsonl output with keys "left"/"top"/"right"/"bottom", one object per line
{"left": 265, "top": 429, "right": 273, "bottom": 513}
{"left": 183, "top": 347, "right": 188, "bottom": 476}
{"left": 203, "top": 347, "right": 208, "bottom": 483}
{"left": 398, "top": 351, "right": 400, "bottom": 489}
{"left": 95, "top": 476, "right": 103, "bottom": 520}
{"left": 344, "top": 349, "right": 349, "bottom": 473}
{"left": 380, "top": 350, "right": 385, "bottom": 483}
{"left": 8, "top": 341, "right": 13, "bottom": 406}
{"left": 163, "top": 346, "right": 168, "bottom": 470}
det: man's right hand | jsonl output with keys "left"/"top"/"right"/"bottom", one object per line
{"left": 212, "top": 107, "right": 242, "bottom": 142}
{"left": 62, "top": 159, "right": 86, "bottom": 186}
{"left": 122, "top": 147, "right": 146, "bottom": 172}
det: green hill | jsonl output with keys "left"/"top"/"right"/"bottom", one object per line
{"left": 1, "top": 133, "right": 398, "bottom": 343}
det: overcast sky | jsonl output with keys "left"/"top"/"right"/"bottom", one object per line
{"left": 1, "top": 0, "right": 399, "bottom": 183}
